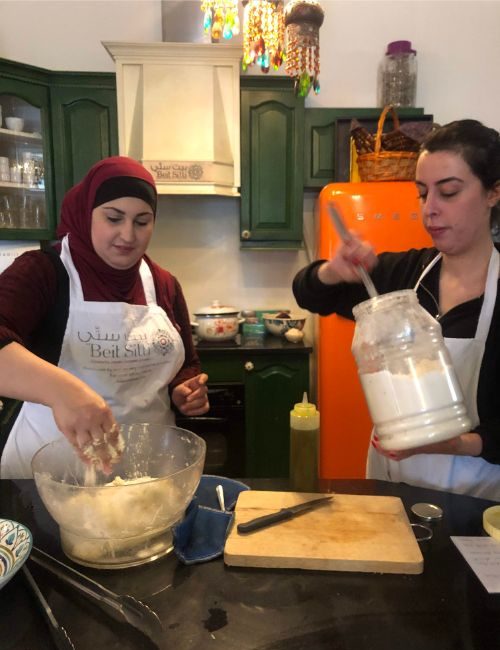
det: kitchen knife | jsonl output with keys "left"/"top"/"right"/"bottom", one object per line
{"left": 237, "top": 496, "right": 333, "bottom": 534}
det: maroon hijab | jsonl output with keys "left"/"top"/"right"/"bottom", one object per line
{"left": 57, "top": 156, "right": 157, "bottom": 303}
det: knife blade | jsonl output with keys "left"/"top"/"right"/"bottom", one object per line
{"left": 237, "top": 496, "right": 333, "bottom": 534}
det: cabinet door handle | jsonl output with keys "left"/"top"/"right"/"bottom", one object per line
{"left": 244, "top": 361, "right": 254, "bottom": 372}
{"left": 241, "top": 230, "right": 251, "bottom": 239}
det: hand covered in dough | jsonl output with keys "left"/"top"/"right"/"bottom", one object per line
{"left": 172, "top": 373, "right": 209, "bottom": 417}
{"left": 50, "top": 374, "right": 122, "bottom": 474}
{"left": 318, "top": 230, "right": 378, "bottom": 286}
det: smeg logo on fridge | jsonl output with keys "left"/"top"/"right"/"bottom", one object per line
{"left": 355, "top": 211, "right": 420, "bottom": 222}
{"left": 77, "top": 328, "right": 174, "bottom": 359}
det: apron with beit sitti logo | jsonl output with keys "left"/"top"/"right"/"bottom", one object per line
{"left": 1, "top": 235, "right": 185, "bottom": 479}
{"left": 367, "top": 247, "right": 500, "bottom": 500}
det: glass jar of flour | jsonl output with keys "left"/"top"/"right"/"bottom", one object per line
{"left": 352, "top": 290, "right": 471, "bottom": 451}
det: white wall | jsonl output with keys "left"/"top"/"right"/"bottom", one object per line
{"left": 1, "top": 0, "right": 500, "bottom": 316}
{"left": 0, "top": 1, "right": 163, "bottom": 71}
{"left": 308, "top": 1, "right": 500, "bottom": 131}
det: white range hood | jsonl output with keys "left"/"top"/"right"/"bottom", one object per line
{"left": 103, "top": 42, "right": 241, "bottom": 196}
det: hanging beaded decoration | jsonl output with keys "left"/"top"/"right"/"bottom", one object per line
{"left": 284, "top": 0, "right": 325, "bottom": 97}
{"left": 201, "top": 0, "right": 240, "bottom": 41}
{"left": 242, "top": 0, "right": 285, "bottom": 73}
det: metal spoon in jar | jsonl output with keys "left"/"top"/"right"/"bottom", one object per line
{"left": 328, "top": 203, "right": 379, "bottom": 299}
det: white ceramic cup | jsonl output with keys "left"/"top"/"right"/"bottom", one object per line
{"left": 5, "top": 117, "right": 24, "bottom": 131}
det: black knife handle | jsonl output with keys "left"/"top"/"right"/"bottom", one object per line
{"left": 237, "top": 508, "right": 293, "bottom": 533}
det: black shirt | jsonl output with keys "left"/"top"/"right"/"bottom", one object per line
{"left": 293, "top": 246, "right": 500, "bottom": 463}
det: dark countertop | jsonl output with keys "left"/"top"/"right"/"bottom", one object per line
{"left": 195, "top": 333, "right": 313, "bottom": 355}
{"left": 1, "top": 478, "right": 499, "bottom": 650}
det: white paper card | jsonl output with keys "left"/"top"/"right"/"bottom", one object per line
{"left": 0, "top": 241, "right": 39, "bottom": 274}
{"left": 451, "top": 536, "right": 500, "bottom": 593}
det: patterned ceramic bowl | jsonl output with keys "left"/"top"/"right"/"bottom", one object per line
{"left": 263, "top": 313, "right": 307, "bottom": 337}
{"left": 0, "top": 518, "right": 33, "bottom": 590}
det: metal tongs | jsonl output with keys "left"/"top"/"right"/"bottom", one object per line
{"left": 328, "top": 203, "right": 379, "bottom": 299}
{"left": 28, "top": 546, "right": 164, "bottom": 647}
{"left": 22, "top": 564, "right": 75, "bottom": 649}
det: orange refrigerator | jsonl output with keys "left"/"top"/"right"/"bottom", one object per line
{"left": 317, "top": 182, "right": 432, "bottom": 479}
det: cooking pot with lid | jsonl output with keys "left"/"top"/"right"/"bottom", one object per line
{"left": 192, "top": 300, "right": 244, "bottom": 341}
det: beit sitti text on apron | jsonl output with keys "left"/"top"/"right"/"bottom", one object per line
{"left": 76, "top": 326, "right": 177, "bottom": 384}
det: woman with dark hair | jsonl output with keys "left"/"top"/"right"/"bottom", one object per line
{"left": 293, "top": 119, "right": 500, "bottom": 499}
{"left": 0, "top": 156, "right": 208, "bottom": 478}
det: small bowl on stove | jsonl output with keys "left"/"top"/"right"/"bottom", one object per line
{"left": 263, "top": 312, "right": 307, "bottom": 337}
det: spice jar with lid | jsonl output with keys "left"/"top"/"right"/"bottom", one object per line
{"left": 379, "top": 40, "right": 417, "bottom": 107}
{"left": 351, "top": 290, "right": 471, "bottom": 451}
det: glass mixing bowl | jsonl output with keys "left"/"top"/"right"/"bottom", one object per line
{"left": 31, "top": 424, "right": 206, "bottom": 569}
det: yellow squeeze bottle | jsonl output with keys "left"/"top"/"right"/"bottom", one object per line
{"left": 290, "top": 393, "right": 320, "bottom": 493}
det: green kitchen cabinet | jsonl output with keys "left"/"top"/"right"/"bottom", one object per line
{"left": 0, "top": 58, "right": 117, "bottom": 240}
{"left": 50, "top": 73, "right": 118, "bottom": 220}
{"left": 244, "top": 354, "right": 309, "bottom": 478}
{"left": 304, "top": 107, "right": 431, "bottom": 189}
{"left": 198, "top": 343, "right": 311, "bottom": 478}
{"left": 0, "top": 63, "right": 56, "bottom": 240}
{"left": 240, "top": 76, "right": 305, "bottom": 249}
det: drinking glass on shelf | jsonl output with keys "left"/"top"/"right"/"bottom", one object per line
{"left": 22, "top": 155, "right": 36, "bottom": 187}
{"left": 9, "top": 163, "right": 22, "bottom": 184}
{"left": 0, "top": 156, "right": 9, "bottom": 181}
{"left": 35, "top": 160, "right": 45, "bottom": 190}
{"left": 0, "top": 194, "right": 14, "bottom": 228}
{"left": 32, "top": 198, "right": 45, "bottom": 229}
{"left": 19, "top": 195, "right": 33, "bottom": 228}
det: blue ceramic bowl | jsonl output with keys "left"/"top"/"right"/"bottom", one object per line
{"left": 263, "top": 313, "right": 307, "bottom": 337}
{"left": 0, "top": 518, "right": 33, "bottom": 590}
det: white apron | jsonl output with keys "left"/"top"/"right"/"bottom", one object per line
{"left": 1, "top": 235, "right": 185, "bottom": 479}
{"left": 367, "top": 247, "right": 500, "bottom": 500}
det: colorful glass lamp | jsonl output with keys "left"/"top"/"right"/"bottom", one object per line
{"left": 284, "top": 0, "right": 325, "bottom": 96}
{"left": 242, "top": 0, "right": 285, "bottom": 73}
{"left": 201, "top": 0, "right": 240, "bottom": 41}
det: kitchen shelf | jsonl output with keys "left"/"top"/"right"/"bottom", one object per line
{"left": 0, "top": 127, "right": 41, "bottom": 141}
{"left": 0, "top": 181, "right": 44, "bottom": 191}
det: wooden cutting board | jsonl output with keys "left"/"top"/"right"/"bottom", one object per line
{"left": 224, "top": 491, "right": 423, "bottom": 574}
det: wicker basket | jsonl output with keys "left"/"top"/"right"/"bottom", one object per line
{"left": 354, "top": 105, "right": 419, "bottom": 182}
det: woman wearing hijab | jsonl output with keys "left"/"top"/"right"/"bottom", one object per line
{"left": 0, "top": 156, "right": 208, "bottom": 478}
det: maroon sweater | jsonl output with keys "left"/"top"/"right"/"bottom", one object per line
{"left": 0, "top": 249, "right": 201, "bottom": 392}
